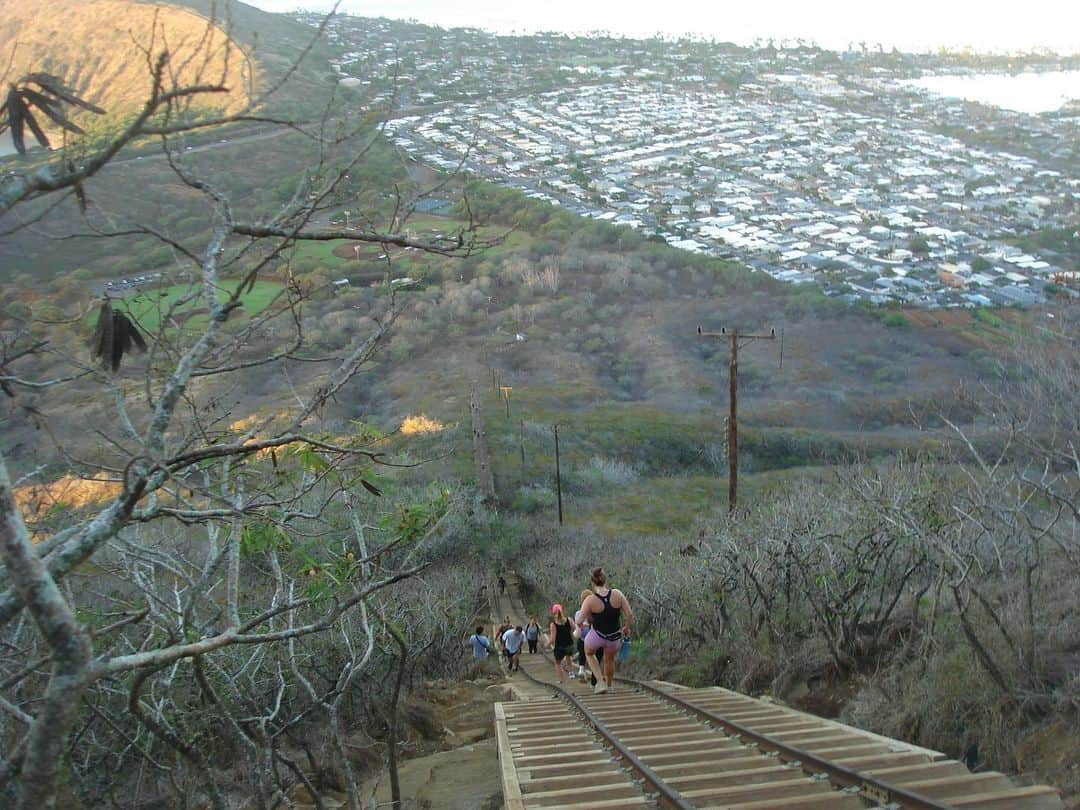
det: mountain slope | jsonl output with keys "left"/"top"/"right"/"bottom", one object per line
{"left": 165, "top": 0, "right": 338, "bottom": 114}
{"left": 0, "top": 0, "right": 252, "bottom": 128}
{"left": 169, "top": 0, "right": 335, "bottom": 89}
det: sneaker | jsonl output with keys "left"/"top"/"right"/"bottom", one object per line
{"left": 577, "top": 666, "right": 588, "bottom": 678}
{"left": 594, "top": 682, "right": 608, "bottom": 695}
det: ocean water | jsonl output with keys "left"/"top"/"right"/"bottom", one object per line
{"left": 905, "top": 70, "right": 1080, "bottom": 114}
{"left": 253, "top": 0, "right": 1080, "bottom": 55}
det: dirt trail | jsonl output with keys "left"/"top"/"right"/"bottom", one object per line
{"left": 368, "top": 739, "right": 502, "bottom": 809}
{"left": 290, "top": 578, "right": 522, "bottom": 809}
{"left": 357, "top": 584, "right": 514, "bottom": 809}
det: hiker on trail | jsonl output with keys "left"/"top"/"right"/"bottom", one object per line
{"left": 467, "top": 625, "right": 491, "bottom": 660}
{"left": 574, "top": 588, "right": 595, "bottom": 683}
{"left": 548, "top": 604, "right": 576, "bottom": 683}
{"left": 501, "top": 625, "right": 525, "bottom": 673}
{"left": 498, "top": 574, "right": 507, "bottom": 595}
{"left": 525, "top": 617, "right": 541, "bottom": 654}
{"left": 495, "top": 615, "right": 512, "bottom": 647}
{"left": 579, "top": 567, "right": 633, "bottom": 694}
{"left": 466, "top": 625, "right": 494, "bottom": 676}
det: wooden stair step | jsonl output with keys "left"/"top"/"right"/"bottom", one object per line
{"left": 947, "top": 785, "right": 1063, "bottom": 809}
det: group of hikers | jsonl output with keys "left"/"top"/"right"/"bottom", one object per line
{"left": 468, "top": 567, "right": 633, "bottom": 694}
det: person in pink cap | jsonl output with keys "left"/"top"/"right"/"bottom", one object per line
{"left": 548, "top": 602, "right": 576, "bottom": 683}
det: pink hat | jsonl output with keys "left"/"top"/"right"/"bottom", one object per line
{"left": 551, "top": 603, "right": 563, "bottom": 615}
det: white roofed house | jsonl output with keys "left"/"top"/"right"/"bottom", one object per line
{"left": 670, "top": 238, "right": 706, "bottom": 253}
{"left": 846, "top": 237, "right": 879, "bottom": 255}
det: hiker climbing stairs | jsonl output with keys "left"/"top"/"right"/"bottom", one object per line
{"left": 490, "top": 575, "right": 1063, "bottom": 810}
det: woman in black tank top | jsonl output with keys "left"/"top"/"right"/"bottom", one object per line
{"left": 579, "top": 567, "right": 634, "bottom": 693}
{"left": 590, "top": 589, "right": 622, "bottom": 640}
{"left": 548, "top": 603, "right": 576, "bottom": 682}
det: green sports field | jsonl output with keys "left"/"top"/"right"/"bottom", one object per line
{"left": 118, "top": 280, "right": 283, "bottom": 332}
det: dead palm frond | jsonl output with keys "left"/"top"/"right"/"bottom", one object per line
{"left": 91, "top": 299, "right": 147, "bottom": 372}
{"left": 0, "top": 73, "right": 105, "bottom": 154}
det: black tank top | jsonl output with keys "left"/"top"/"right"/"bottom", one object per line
{"left": 554, "top": 619, "right": 573, "bottom": 646}
{"left": 591, "top": 589, "right": 621, "bottom": 640}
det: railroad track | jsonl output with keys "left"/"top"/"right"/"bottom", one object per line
{"left": 492, "top": 583, "right": 1062, "bottom": 810}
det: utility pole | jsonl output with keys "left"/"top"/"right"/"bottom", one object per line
{"left": 698, "top": 326, "right": 777, "bottom": 515}
{"left": 554, "top": 424, "right": 564, "bottom": 526}
{"left": 500, "top": 385, "right": 512, "bottom": 419}
{"left": 469, "top": 382, "right": 495, "bottom": 503}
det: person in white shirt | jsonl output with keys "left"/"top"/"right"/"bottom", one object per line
{"left": 501, "top": 625, "right": 525, "bottom": 673}
{"left": 573, "top": 588, "right": 594, "bottom": 681}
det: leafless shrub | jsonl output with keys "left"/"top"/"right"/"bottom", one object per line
{"left": 521, "top": 260, "right": 560, "bottom": 292}
{"left": 576, "top": 455, "right": 639, "bottom": 491}
{"left": 515, "top": 315, "right": 1079, "bottom": 774}
{"left": 0, "top": 4, "right": 500, "bottom": 807}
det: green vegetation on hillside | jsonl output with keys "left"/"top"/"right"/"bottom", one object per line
{"left": 1008, "top": 225, "right": 1080, "bottom": 268}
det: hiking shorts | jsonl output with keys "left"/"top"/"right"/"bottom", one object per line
{"left": 553, "top": 643, "right": 575, "bottom": 661}
{"left": 584, "top": 629, "right": 622, "bottom": 656}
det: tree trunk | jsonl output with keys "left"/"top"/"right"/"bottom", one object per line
{"left": 0, "top": 452, "right": 93, "bottom": 810}
{"left": 386, "top": 624, "right": 408, "bottom": 810}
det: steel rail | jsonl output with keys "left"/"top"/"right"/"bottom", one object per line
{"left": 617, "top": 676, "right": 952, "bottom": 810}
{"left": 518, "top": 667, "right": 695, "bottom": 810}
{"left": 499, "top": 588, "right": 692, "bottom": 809}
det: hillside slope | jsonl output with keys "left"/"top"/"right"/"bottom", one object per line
{"left": 169, "top": 0, "right": 336, "bottom": 96}
{"left": 0, "top": 0, "right": 252, "bottom": 129}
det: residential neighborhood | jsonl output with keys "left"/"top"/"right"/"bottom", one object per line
{"left": 302, "top": 13, "right": 1079, "bottom": 308}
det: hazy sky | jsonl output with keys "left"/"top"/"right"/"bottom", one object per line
{"left": 248, "top": 0, "right": 1080, "bottom": 54}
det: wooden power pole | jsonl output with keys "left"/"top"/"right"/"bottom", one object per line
{"left": 698, "top": 326, "right": 776, "bottom": 514}
{"left": 500, "top": 385, "right": 513, "bottom": 419}
{"left": 554, "top": 424, "right": 564, "bottom": 526}
{"left": 469, "top": 382, "right": 496, "bottom": 503}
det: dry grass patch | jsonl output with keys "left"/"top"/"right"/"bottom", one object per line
{"left": 0, "top": 0, "right": 253, "bottom": 134}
